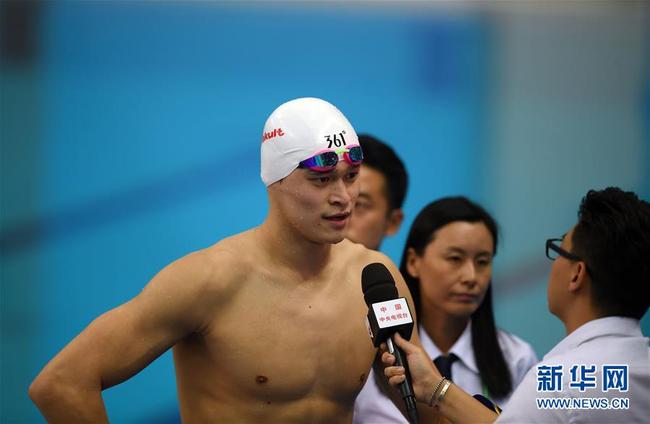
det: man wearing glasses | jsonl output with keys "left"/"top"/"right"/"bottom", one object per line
{"left": 380, "top": 187, "right": 650, "bottom": 423}
{"left": 29, "top": 98, "right": 421, "bottom": 423}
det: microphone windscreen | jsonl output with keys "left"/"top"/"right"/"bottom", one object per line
{"left": 361, "top": 262, "right": 398, "bottom": 306}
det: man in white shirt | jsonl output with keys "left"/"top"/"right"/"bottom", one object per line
{"left": 381, "top": 187, "right": 650, "bottom": 423}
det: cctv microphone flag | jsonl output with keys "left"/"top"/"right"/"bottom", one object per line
{"left": 361, "top": 262, "right": 414, "bottom": 347}
{"left": 365, "top": 297, "right": 414, "bottom": 347}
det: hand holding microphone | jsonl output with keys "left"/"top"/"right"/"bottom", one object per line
{"left": 381, "top": 332, "right": 445, "bottom": 405}
{"left": 382, "top": 333, "right": 501, "bottom": 424}
{"left": 361, "top": 263, "right": 419, "bottom": 424}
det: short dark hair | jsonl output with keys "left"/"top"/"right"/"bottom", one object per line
{"left": 572, "top": 187, "right": 650, "bottom": 319}
{"left": 358, "top": 134, "right": 408, "bottom": 211}
{"left": 399, "top": 196, "right": 513, "bottom": 398}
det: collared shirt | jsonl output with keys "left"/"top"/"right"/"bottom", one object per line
{"left": 353, "top": 323, "right": 538, "bottom": 423}
{"left": 497, "top": 316, "right": 650, "bottom": 423}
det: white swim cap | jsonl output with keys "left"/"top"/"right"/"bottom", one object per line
{"left": 260, "top": 97, "right": 359, "bottom": 186}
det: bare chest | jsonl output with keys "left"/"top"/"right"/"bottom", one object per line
{"left": 203, "top": 274, "right": 376, "bottom": 403}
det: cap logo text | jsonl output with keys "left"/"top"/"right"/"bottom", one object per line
{"left": 262, "top": 128, "right": 285, "bottom": 142}
{"left": 324, "top": 130, "right": 347, "bottom": 148}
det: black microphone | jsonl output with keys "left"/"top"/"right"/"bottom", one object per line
{"left": 361, "top": 262, "right": 418, "bottom": 424}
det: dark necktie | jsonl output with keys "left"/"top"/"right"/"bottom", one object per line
{"left": 434, "top": 353, "right": 459, "bottom": 382}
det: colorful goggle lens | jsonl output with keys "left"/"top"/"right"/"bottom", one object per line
{"left": 298, "top": 145, "right": 364, "bottom": 172}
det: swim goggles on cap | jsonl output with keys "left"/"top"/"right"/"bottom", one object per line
{"left": 298, "top": 145, "right": 364, "bottom": 172}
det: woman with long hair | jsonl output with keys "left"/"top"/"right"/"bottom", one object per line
{"left": 354, "top": 196, "right": 537, "bottom": 423}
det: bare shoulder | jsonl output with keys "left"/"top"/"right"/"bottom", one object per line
{"left": 188, "top": 232, "right": 254, "bottom": 289}
{"left": 339, "top": 239, "right": 418, "bottom": 329}
{"left": 341, "top": 239, "right": 402, "bottom": 282}
{"left": 136, "top": 231, "right": 256, "bottom": 330}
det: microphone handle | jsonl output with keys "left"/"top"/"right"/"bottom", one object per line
{"left": 387, "top": 336, "right": 419, "bottom": 424}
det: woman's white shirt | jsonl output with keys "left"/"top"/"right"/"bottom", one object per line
{"left": 353, "top": 323, "right": 538, "bottom": 423}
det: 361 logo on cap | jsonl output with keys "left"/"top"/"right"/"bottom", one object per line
{"left": 324, "top": 130, "right": 347, "bottom": 148}
{"left": 262, "top": 128, "right": 285, "bottom": 143}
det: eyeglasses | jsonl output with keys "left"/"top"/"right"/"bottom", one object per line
{"left": 298, "top": 145, "right": 364, "bottom": 172}
{"left": 545, "top": 238, "right": 582, "bottom": 261}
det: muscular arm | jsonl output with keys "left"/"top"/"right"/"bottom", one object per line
{"left": 28, "top": 250, "right": 223, "bottom": 423}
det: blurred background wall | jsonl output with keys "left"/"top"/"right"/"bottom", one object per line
{"left": 1, "top": 1, "right": 648, "bottom": 422}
